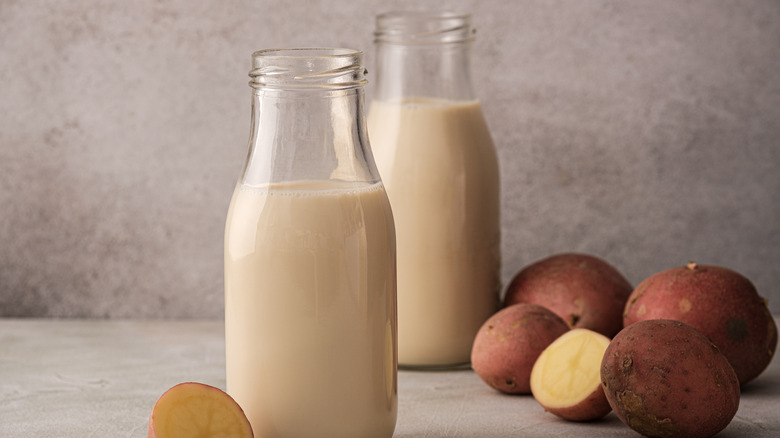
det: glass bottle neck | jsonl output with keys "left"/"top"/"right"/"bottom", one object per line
{"left": 239, "top": 88, "right": 378, "bottom": 187}
{"left": 238, "top": 48, "right": 379, "bottom": 187}
{"left": 372, "top": 11, "right": 476, "bottom": 102}
{"left": 373, "top": 41, "right": 475, "bottom": 102}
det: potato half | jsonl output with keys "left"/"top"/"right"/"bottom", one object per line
{"left": 148, "top": 382, "right": 254, "bottom": 438}
{"left": 530, "top": 328, "right": 612, "bottom": 421}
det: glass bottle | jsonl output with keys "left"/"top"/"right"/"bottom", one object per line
{"left": 225, "top": 48, "right": 397, "bottom": 438}
{"left": 367, "top": 12, "right": 501, "bottom": 369}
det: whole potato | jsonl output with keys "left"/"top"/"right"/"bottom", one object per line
{"left": 601, "top": 319, "right": 740, "bottom": 438}
{"left": 624, "top": 261, "right": 778, "bottom": 384}
{"left": 504, "top": 253, "right": 633, "bottom": 338}
{"left": 471, "top": 303, "right": 569, "bottom": 394}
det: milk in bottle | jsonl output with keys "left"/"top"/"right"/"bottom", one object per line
{"left": 368, "top": 12, "right": 501, "bottom": 368}
{"left": 225, "top": 48, "right": 397, "bottom": 438}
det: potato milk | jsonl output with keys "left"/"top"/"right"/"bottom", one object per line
{"left": 224, "top": 180, "right": 397, "bottom": 437}
{"left": 367, "top": 98, "right": 501, "bottom": 367}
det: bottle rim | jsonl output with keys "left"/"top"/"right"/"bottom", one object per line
{"left": 374, "top": 11, "right": 475, "bottom": 45}
{"left": 249, "top": 48, "right": 368, "bottom": 90}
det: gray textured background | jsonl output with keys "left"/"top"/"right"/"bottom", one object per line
{"left": 1, "top": 0, "right": 778, "bottom": 318}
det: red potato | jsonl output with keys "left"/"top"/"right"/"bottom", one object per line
{"left": 504, "top": 253, "right": 633, "bottom": 338}
{"left": 149, "top": 382, "right": 253, "bottom": 438}
{"left": 471, "top": 303, "right": 569, "bottom": 394}
{"left": 530, "top": 328, "right": 612, "bottom": 421}
{"left": 601, "top": 319, "right": 740, "bottom": 438}
{"left": 623, "top": 261, "right": 778, "bottom": 385}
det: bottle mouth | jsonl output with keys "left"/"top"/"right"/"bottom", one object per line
{"left": 374, "top": 11, "right": 475, "bottom": 45}
{"left": 249, "top": 48, "right": 368, "bottom": 90}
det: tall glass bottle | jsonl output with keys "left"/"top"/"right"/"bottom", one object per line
{"left": 367, "top": 12, "right": 501, "bottom": 368}
{"left": 225, "top": 48, "right": 397, "bottom": 438}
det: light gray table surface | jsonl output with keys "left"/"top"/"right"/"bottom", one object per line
{"left": 1, "top": 317, "right": 778, "bottom": 437}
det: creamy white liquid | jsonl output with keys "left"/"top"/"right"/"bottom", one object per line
{"left": 224, "top": 180, "right": 397, "bottom": 438}
{"left": 367, "top": 98, "right": 501, "bottom": 367}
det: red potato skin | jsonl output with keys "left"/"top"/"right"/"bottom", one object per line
{"left": 471, "top": 303, "right": 569, "bottom": 394}
{"left": 504, "top": 253, "right": 633, "bottom": 338}
{"left": 544, "top": 385, "right": 611, "bottom": 422}
{"left": 623, "top": 263, "right": 778, "bottom": 385}
{"left": 601, "top": 320, "right": 740, "bottom": 438}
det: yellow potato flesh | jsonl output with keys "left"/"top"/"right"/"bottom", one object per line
{"left": 149, "top": 382, "right": 253, "bottom": 438}
{"left": 530, "top": 329, "right": 610, "bottom": 408}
